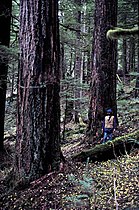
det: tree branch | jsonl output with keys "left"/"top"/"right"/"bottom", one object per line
{"left": 106, "top": 27, "right": 139, "bottom": 39}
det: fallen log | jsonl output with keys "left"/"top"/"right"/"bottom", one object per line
{"left": 72, "top": 130, "right": 139, "bottom": 162}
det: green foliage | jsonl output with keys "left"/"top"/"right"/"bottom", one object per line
{"left": 118, "top": 0, "right": 138, "bottom": 27}
{"left": 64, "top": 159, "right": 94, "bottom": 208}
{"left": 11, "top": 0, "right": 19, "bottom": 45}
{"left": 63, "top": 152, "right": 139, "bottom": 209}
{"left": 117, "top": 82, "right": 124, "bottom": 96}
{"left": 117, "top": 0, "right": 138, "bottom": 72}
{"left": 59, "top": 0, "right": 94, "bottom": 72}
{"left": 60, "top": 75, "right": 89, "bottom": 123}
{"left": 129, "top": 72, "right": 139, "bottom": 76}
{"left": 0, "top": 45, "right": 18, "bottom": 62}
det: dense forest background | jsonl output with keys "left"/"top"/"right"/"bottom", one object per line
{"left": 0, "top": 0, "right": 139, "bottom": 209}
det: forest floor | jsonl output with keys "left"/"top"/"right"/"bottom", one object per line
{"left": 0, "top": 83, "right": 139, "bottom": 210}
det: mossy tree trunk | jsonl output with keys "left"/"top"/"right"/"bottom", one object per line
{"left": 0, "top": 1, "right": 12, "bottom": 151}
{"left": 15, "top": 0, "right": 61, "bottom": 183}
{"left": 72, "top": 131, "right": 139, "bottom": 162}
{"left": 87, "top": 0, "right": 118, "bottom": 142}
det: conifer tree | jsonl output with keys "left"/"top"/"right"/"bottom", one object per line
{"left": 87, "top": 0, "right": 118, "bottom": 141}
{"left": 15, "top": 0, "right": 61, "bottom": 183}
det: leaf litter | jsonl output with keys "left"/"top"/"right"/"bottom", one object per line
{"left": 0, "top": 89, "right": 139, "bottom": 209}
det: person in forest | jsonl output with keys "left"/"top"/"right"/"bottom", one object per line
{"left": 102, "top": 108, "right": 117, "bottom": 143}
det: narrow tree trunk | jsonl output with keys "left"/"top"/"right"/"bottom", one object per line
{"left": 122, "top": 14, "right": 128, "bottom": 80}
{"left": 0, "top": 1, "right": 12, "bottom": 151}
{"left": 123, "top": 38, "right": 128, "bottom": 79}
{"left": 74, "top": 0, "right": 82, "bottom": 123}
{"left": 130, "top": 37, "right": 136, "bottom": 72}
{"left": 82, "top": 52, "right": 86, "bottom": 83}
{"left": 86, "top": 15, "right": 92, "bottom": 84}
{"left": 135, "top": 37, "right": 139, "bottom": 98}
{"left": 61, "top": 43, "right": 65, "bottom": 80}
{"left": 87, "top": 50, "right": 91, "bottom": 84}
{"left": 69, "top": 50, "right": 73, "bottom": 75}
{"left": 10, "top": 64, "right": 15, "bottom": 99}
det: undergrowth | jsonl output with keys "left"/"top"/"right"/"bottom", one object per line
{"left": 1, "top": 151, "right": 139, "bottom": 210}
{"left": 62, "top": 153, "right": 139, "bottom": 210}
{"left": 1, "top": 80, "right": 138, "bottom": 209}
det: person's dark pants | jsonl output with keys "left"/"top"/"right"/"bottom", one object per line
{"left": 103, "top": 128, "right": 113, "bottom": 143}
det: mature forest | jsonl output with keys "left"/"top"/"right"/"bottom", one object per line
{"left": 0, "top": 0, "right": 139, "bottom": 209}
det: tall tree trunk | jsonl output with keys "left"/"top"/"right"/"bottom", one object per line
{"left": 15, "top": 0, "right": 61, "bottom": 183}
{"left": 130, "top": 37, "right": 136, "bottom": 72}
{"left": 123, "top": 38, "right": 128, "bottom": 79}
{"left": 135, "top": 37, "right": 139, "bottom": 98}
{"left": 127, "top": 37, "right": 136, "bottom": 75}
{"left": 69, "top": 50, "right": 73, "bottom": 75}
{"left": 61, "top": 43, "right": 65, "bottom": 80}
{"left": 0, "top": 1, "right": 12, "bottom": 151}
{"left": 87, "top": 50, "right": 91, "bottom": 83}
{"left": 87, "top": 0, "right": 117, "bottom": 141}
{"left": 74, "top": 0, "right": 82, "bottom": 123}
{"left": 82, "top": 52, "right": 86, "bottom": 83}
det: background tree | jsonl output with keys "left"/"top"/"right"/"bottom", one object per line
{"left": 108, "top": 0, "right": 139, "bottom": 97}
{"left": 15, "top": 0, "right": 61, "bottom": 183}
{"left": 7, "top": 0, "right": 19, "bottom": 99}
{"left": 0, "top": 0, "right": 12, "bottom": 151}
{"left": 87, "top": 0, "right": 118, "bottom": 141}
{"left": 59, "top": 0, "right": 93, "bottom": 125}
{"left": 74, "top": 0, "right": 82, "bottom": 123}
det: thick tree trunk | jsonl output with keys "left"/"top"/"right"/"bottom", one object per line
{"left": 15, "top": 0, "right": 61, "bottom": 183}
{"left": 87, "top": 0, "right": 117, "bottom": 141}
{"left": 72, "top": 130, "right": 139, "bottom": 162}
{"left": 0, "top": 1, "right": 12, "bottom": 151}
